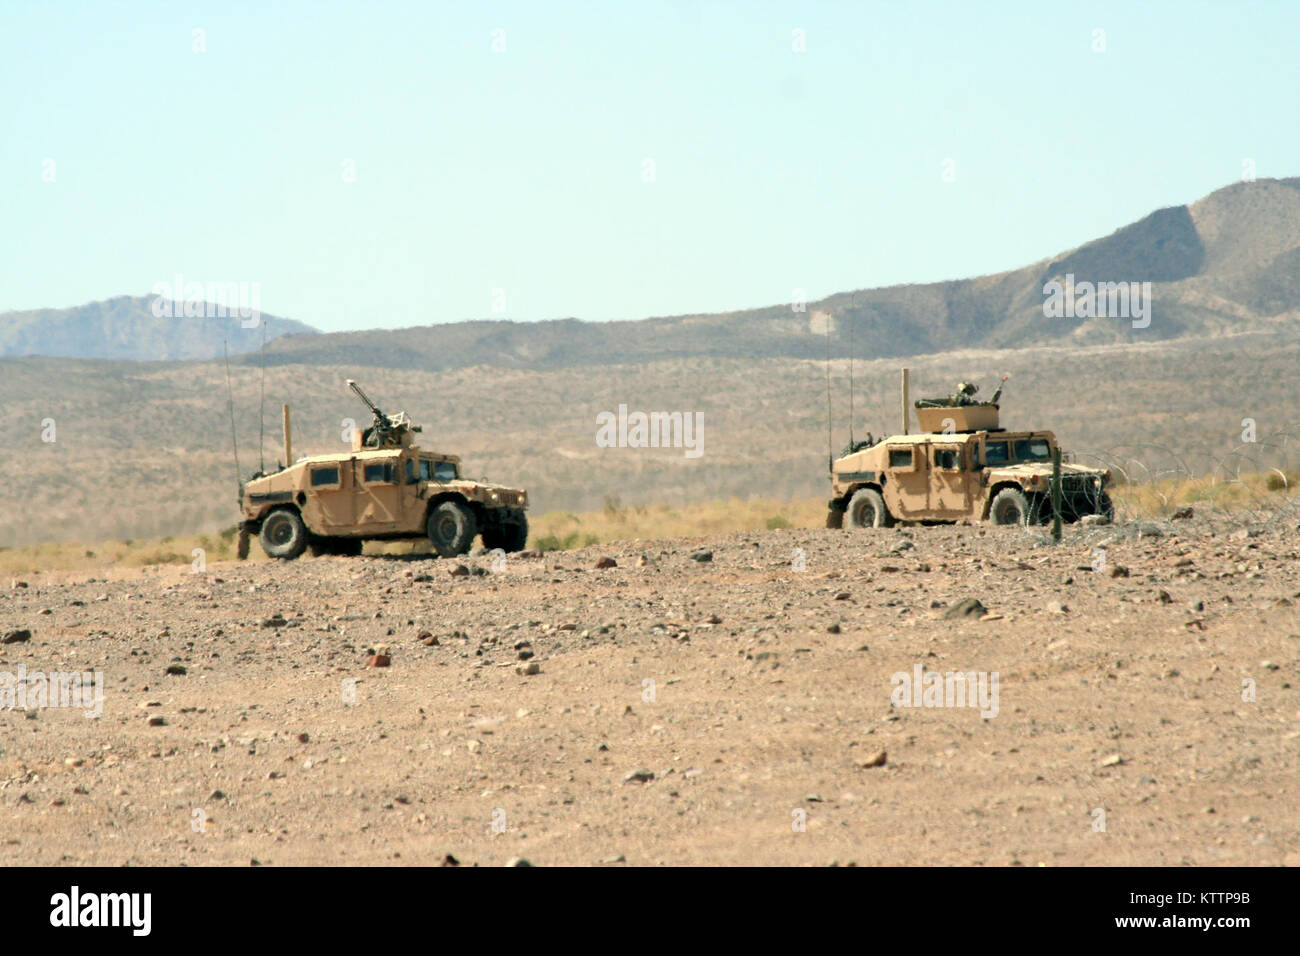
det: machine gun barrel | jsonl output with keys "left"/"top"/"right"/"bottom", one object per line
{"left": 346, "top": 379, "right": 385, "bottom": 420}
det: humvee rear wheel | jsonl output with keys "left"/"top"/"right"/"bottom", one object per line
{"left": 846, "top": 488, "right": 892, "bottom": 529}
{"left": 260, "top": 509, "right": 308, "bottom": 560}
{"left": 989, "top": 488, "right": 1033, "bottom": 526}
{"left": 427, "top": 501, "right": 478, "bottom": 558}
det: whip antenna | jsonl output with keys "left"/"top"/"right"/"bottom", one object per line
{"left": 258, "top": 320, "right": 268, "bottom": 473}
{"left": 825, "top": 309, "right": 833, "bottom": 474}
{"left": 223, "top": 340, "right": 243, "bottom": 495}
{"left": 848, "top": 300, "right": 855, "bottom": 447}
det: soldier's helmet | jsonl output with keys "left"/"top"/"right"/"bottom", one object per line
{"left": 956, "top": 382, "right": 977, "bottom": 395}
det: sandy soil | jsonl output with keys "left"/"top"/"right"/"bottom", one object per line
{"left": 2, "top": 517, "right": 1297, "bottom": 866}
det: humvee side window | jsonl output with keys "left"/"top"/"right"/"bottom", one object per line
{"left": 434, "top": 461, "right": 458, "bottom": 481}
{"left": 405, "top": 458, "right": 415, "bottom": 483}
{"left": 934, "top": 447, "right": 960, "bottom": 470}
{"left": 984, "top": 442, "right": 1009, "bottom": 465}
{"left": 419, "top": 459, "right": 432, "bottom": 480}
{"left": 311, "top": 466, "right": 340, "bottom": 487}
{"left": 888, "top": 448, "right": 914, "bottom": 469}
{"left": 363, "top": 463, "right": 396, "bottom": 484}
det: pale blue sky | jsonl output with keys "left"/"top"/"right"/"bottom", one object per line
{"left": 3, "top": 1, "right": 1296, "bottom": 332}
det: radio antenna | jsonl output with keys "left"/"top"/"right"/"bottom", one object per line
{"left": 848, "top": 298, "right": 855, "bottom": 448}
{"left": 258, "top": 320, "right": 268, "bottom": 473}
{"left": 825, "top": 309, "right": 833, "bottom": 474}
{"left": 223, "top": 340, "right": 243, "bottom": 495}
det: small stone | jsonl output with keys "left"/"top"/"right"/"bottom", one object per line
{"left": 517, "top": 661, "right": 541, "bottom": 676}
{"left": 505, "top": 857, "right": 532, "bottom": 867}
{"left": 1171, "top": 507, "right": 1194, "bottom": 520}
{"left": 623, "top": 769, "right": 654, "bottom": 784}
{"left": 165, "top": 664, "right": 187, "bottom": 676}
{"left": 690, "top": 550, "right": 713, "bottom": 563}
{"left": 367, "top": 654, "right": 391, "bottom": 668}
{"left": 1046, "top": 601, "right": 1068, "bottom": 615}
{"left": 593, "top": 557, "right": 617, "bottom": 569}
{"left": 2, "top": 629, "right": 32, "bottom": 644}
{"left": 1100, "top": 753, "right": 1123, "bottom": 767}
{"left": 147, "top": 716, "right": 167, "bottom": 727}
{"left": 944, "top": 598, "right": 988, "bottom": 620}
{"left": 827, "top": 623, "right": 841, "bottom": 634}
{"left": 448, "top": 564, "right": 470, "bottom": 577}
{"left": 1109, "top": 565, "right": 1130, "bottom": 578}
{"left": 297, "top": 733, "right": 310, "bottom": 744}
{"left": 859, "top": 750, "right": 887, "bottom": 769}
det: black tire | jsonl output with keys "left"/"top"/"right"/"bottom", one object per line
{"left": 482, "top": 515, "right": 528, "bottom": 553}
{"left": 845, "top": 487, "right": 892, "bottom": 529}
{"left": 826, "top": 505, "right": 845, "bottom": 530}
{"left": 259, "top": 509, "right": 308, "bottom": 560}
{"left": 989, "top": 487, "right": 1034, "bottom": 526}
{"left": 427, "top": 500, "right": 478, "bottom": 558}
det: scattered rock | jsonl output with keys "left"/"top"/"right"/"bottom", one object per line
{"left": 1100, "top": 753, "right": 1123, "bottom": 767}
{"left": 1079, "top": 514, "right": 1110, "bottom": 527}
{"left": 417, "top": 631, "right": 439, "bottom": 646}
{"left": 505, "top": 857, "right": 532, "bottom": 867}
{"left": 367, "top": 654, "right": 391, "bottom": 668}
{"left": 944, "top": 598, "right": 988, "bottom": 620}
{"left": 593, "top": 557, "right": 617, "bottom": 569}
{"left": 1109, "top": 565, "right": 1130, "bottom": 578}
{"left": 517, "top": 661, "right": 541, "bottom": 676}
{"left": 1046, "top": 601, "right": 1069, "bottom": 615}
{"left": 859, "top": 750, "right": 888, "bottom": 769}
{"left": 2, "top": 629, "right": 32, "bottom": 644}
{"left": 146, "top": 716, "right": 167, "bottom": 727}
{"left": 164, "top": 664, "right": 187, "bottom": 676}
{"left": 448, "top": 564, "right": 470, "bottom": 577}
{"left": 623, "top": 769, "right": 654, "bottom": 784}
{"left": 690, "top": 550, "right": 713, "bottom": 563}
{"left": 1171, "top": 507, "right": 1194, "bottom": 520}
{"left": 262, "top": 613, "right": 288, "bottom": 628}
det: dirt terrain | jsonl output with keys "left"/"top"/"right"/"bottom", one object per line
{"left": 2, "top": 516, "right": 1297, "bottom": 867}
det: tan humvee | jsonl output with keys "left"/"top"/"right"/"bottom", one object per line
{"left": 237, "top": 382, "right": 529, "bottom": 560}
{"left": 827, "top": 381, "right": 1111, "bottom": 529}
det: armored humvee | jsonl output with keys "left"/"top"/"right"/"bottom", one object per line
{"left": 237, "top": 381, "right": 529, "bottom": 560}
{"left": 826, "top": 376, "right": 1112, "bottom": 529}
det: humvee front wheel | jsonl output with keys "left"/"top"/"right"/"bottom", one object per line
{"left": 846, "top": 488, "right": 892, "bottom": 529}
{"left": 989, "top": 488, "right": 1034, "bottom": 526}
{"left": 260, "top": 509, "right": 308, "bottom": 560}
{"left": 427, "top": 501, "right": 478, "bottom": 558}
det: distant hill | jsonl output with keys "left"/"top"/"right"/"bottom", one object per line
{"left": 250, "top": 177, "right": 1300, "bottom": 370}
{"left": 0, "top": 294, "right": 318, "bottom": 361}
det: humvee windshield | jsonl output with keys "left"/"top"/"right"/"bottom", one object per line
{"left": 419, "top": 459, "right": 458, "bottom": 481}
{"left": 1013, "top": 438, "right": 1052, "bottom": 462}
{"left": 984, "top": 438, "right": 1052, "bottom": 464}
{"left": 984, "top": 441, "right": 1009, "bottom": 465}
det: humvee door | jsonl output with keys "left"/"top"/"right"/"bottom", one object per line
{"left": 930, "top": 441, "right": 972, "bottom": 517}
{"left": 881, "top": 443, "right": 929, "bottom": 519}
{"left": 308, "top": 462, "right": 355, "bottom": 530}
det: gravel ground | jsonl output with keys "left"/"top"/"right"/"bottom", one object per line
{"left": 2, "top": 517, "right": 1297, "bottom": 866}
